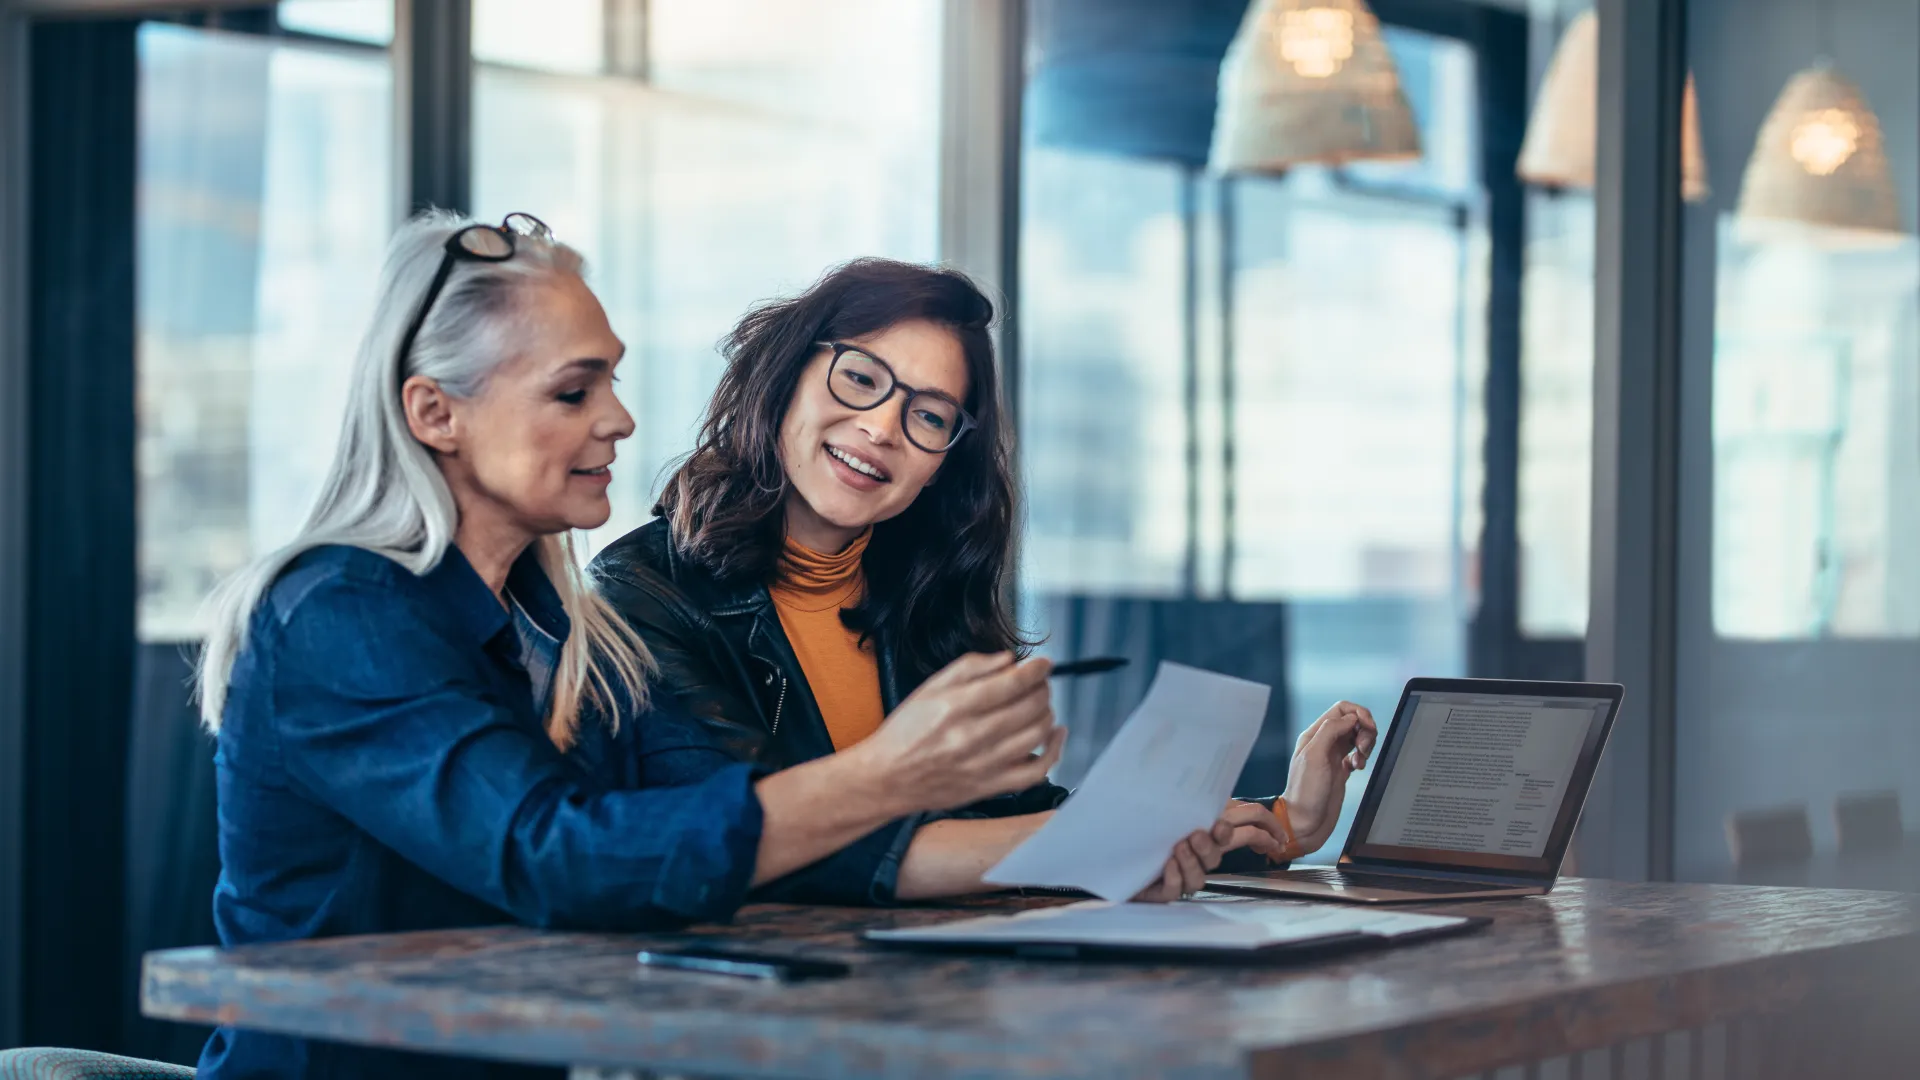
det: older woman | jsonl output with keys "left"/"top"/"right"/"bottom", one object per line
{"left": 195, "top": 216, "right": 1263, "bottom": 1080}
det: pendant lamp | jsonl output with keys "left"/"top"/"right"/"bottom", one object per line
{"left": 1515, "top": 10, "right": 1710, "bottom": 201}
{"left": 1735, "top": 65, "right": 1903, "bottom": 243}
{"left": 1209, "top": 0, "right": 1421, "bottom": 173}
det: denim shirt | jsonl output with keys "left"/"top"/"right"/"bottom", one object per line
{"left": 200, "top": 543, "right": 766, "bottom": 1080}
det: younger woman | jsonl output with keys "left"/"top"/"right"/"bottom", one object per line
{"left": 593, "top": 259, "right": 1375, "bottom": 904}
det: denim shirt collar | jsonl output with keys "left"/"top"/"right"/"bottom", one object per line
{"left": 426, "top": 543, "right": 572, "bottom": 650}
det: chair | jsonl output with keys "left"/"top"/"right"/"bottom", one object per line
{"left": 1833, "top": 790, "right": 1904, "bottom": 854}
{"left": 0, "top": 1049, "right": 193, "bottom": 1080}
{"left": 1724, "top": 804, "right": 1813, "bottom": 866}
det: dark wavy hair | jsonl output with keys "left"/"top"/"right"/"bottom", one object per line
{"left": 655, "top": 257, "right": 1029, "bottom": 678}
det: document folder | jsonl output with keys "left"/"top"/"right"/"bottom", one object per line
{"left": 865, "top": 897, "right": 1488, "bottom": 963}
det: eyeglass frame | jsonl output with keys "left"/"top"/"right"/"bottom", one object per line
{"left": 814, "top": 340, "right": 977, "bottom": 453}
{"left": 395, "top": 212, "right": 553, "bottom": 382}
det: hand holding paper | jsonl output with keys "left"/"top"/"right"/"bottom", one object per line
{"left": 982, "top": 662, "right": 1270, "bottom": 901}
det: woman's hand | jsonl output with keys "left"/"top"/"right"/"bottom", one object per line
{"left": 847, "top": 652, "right": 1065, "bottom": 817}
{"left": 1130, "top": 803, "right": 1293, "bottom": 902}
{"left": 1280, "top": 700, "right": 1378, "bottom": 854}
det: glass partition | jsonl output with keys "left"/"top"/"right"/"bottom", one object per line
{"left": 1675, "top": 0, "right": 1920, "bottom": 884}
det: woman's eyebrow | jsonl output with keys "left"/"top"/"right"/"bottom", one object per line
{"left": 553, "top": 357, "right": 612, "bottom": 377}
{"left": 891, "top": 364, "right": 965, "bottom": 403}
{"left": 908, "top": 375, "right": 966, "bottom": 404}
{"left": 916, "top": 386, "right": 965, "bottom": 405}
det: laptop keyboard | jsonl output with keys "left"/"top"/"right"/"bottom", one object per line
{"left": 1285, "top": 867, "right": 1502, "bottom": 895}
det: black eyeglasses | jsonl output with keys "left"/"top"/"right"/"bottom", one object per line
{"left": 395, "top": 212, "right": 553, "bottom": 378}
{"left": 815, "top": 341, "right": 976, "bottom": 453}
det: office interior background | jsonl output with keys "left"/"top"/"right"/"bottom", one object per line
{"left": 0, "top": 0, "right": 1915, "bottom": 1064}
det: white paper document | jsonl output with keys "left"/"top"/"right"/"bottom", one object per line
{"left": 981, "top": 662, "right": 1270, "bottom": 901}
{"left": 868, "top": 898, "right": 1469, "bottom": 952}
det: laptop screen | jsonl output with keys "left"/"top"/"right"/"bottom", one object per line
{"left": 1342, "top": 681, "right": 1621, "bottom": 878}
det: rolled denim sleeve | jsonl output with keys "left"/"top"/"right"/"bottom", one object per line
{"left": 747, "top": 815, "right": 924, "bottom": 906}
{"left": 620, "top": 693, "right": 923, "bottom": 906}
{"left": 271, "top": 576, "right": 765, "bottom": 930}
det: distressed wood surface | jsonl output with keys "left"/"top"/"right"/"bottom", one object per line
{"left": 140, "top": 879, "right": 1920, "bottom": 1080}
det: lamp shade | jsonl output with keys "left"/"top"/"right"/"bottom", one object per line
{"left": 1208, "top": 0, "right": 1420, "bottom": 173}
{"left": 1735, "top": 66, "right": 1903, "bottom": 241}
{"left": 1515, "top": 10, "right": 1710, "bottom": 201}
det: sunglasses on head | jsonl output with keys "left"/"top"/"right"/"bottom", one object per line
{"left": 395, "top": 212, "right": 553, "bottom": 380}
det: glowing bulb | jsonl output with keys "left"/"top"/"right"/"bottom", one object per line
{"left": 1789, "top": 108, "right": 1860, "bottom": 176}
{"left": 1278, "top": 8, "right": 1354, "bottom": 79}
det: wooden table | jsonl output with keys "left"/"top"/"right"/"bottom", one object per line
{"left": 141, "top": 879, "right": 1920, "bottom": 1080}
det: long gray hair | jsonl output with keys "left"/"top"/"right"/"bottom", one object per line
{"left": 196, "top": 210, "right": 653, "bottom": 749}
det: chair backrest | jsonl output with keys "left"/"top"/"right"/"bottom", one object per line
{"left": 1724, "top": 804, "right": 1814, "bottom": 865}
{"left": 0, "top": 1048, "right": 194, "bottom": 1080}
{"left": 1834, "top": 790, "right": 1905, "bottom": 854}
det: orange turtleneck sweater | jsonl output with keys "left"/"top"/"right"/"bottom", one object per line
{"left": 770, "top": 531, "right": 885, "bottom": 750}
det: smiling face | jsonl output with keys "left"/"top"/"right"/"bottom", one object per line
{"left": 406, "top": 272, "right": 634, "bottom": 546}
{"left": 777, "top": 318, "right": 970, "bottom": 554}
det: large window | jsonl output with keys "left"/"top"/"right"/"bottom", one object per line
{"left": 1019, "top": 4, "right": 1493, "bottom": 856}
{"left": 470, "top": 0, "right": 944, "bottom": 555}
{"left": 136, "top": 23, "right": 392, "bottom": 640}
{"left": 1517, "top": 190, "right": 1594, "bottom": 637}
{"left": 1710, "top": 226, "right": 1920, "bottom": 638}
{"left": 1018, "top": 151, "right": 1189, "bottom": 596}
{"left": 1227, "top": 172, "right": 1484, "bottom": 610}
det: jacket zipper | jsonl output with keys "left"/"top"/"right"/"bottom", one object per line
{"left": 771, "top": 676, "right": 788, "bottom": 737}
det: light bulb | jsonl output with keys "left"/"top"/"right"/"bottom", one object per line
{"left": 1788, "top": 108, "right": 1860, "bottom": 176}
{"left": 1278, "top": 8, "right": 1354, "bottom": 79}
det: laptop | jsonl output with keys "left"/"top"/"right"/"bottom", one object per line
{"left": 1206, "top": 678, "right": 1623, "bottom": 904}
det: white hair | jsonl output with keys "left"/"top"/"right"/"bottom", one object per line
{"left": 196, "top": 209, "right": 653, "bottom": 749}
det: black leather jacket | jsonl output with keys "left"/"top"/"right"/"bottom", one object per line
{"left": 589, "top": 518, "right": 1071, "bottom": 905}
